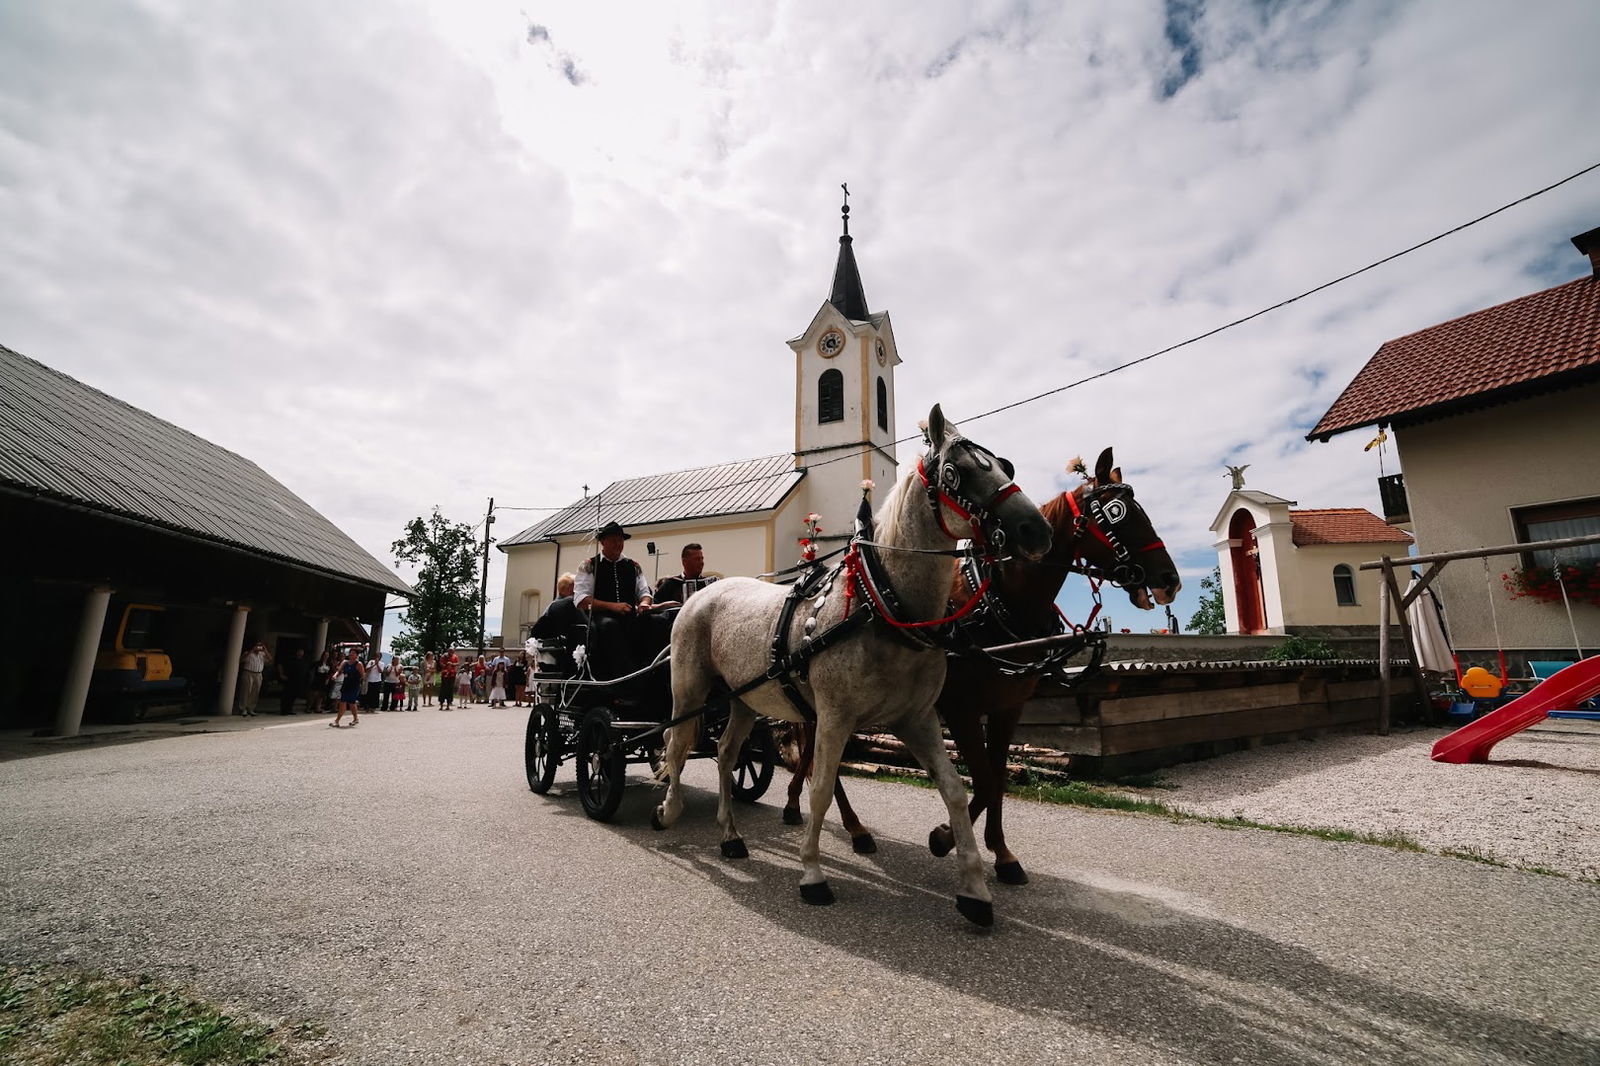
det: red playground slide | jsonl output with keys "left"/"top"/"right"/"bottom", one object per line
{"left": 1431, "top": 655, "right": 1600, "bottom": 764}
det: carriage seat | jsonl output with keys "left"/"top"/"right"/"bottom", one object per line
{"left": 531, "top": 625, "right": 588, "bottom": 681}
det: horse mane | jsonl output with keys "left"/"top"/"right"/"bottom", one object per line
{"left": 871, "top": 464, "right": 919, "bottom": 546}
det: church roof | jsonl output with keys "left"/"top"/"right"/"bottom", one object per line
{"left": 500, "top": 453, "right": 805, "bottom": 546}
{"left": 0, "top": 343, "right": 409, "bottom": 594}
{"left": 829, "top": 233, "right": 870, "bottom": 321}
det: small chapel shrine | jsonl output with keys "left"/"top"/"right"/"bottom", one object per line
{"left": 1210, "top": 470, "right": 1411, "bottom": 636}
{"left": 498, "top": 200, "right": 902, "bottom": 647}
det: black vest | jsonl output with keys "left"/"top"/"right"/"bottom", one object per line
{"left": 588, "top": 556, "right": 642, "bottom": 606}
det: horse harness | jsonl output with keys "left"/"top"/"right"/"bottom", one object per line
{"left": 762, "top": 436, "right": 1024, "bottom": 721}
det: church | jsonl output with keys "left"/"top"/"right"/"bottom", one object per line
{"left": 497, "top": 202, "right": 903, "bottom": 646}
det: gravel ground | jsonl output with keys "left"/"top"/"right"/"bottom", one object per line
{"left": 2, "top": 709, "right": 1598, "bottom": 1065}
{"left": 1131, "top": 721, "right": 1600, "bottom": 881}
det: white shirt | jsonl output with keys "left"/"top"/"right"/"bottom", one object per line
{"left": 573, "top": 555, "right": 652, "bottom": 610}
{"left": 242, "top": 650, "right": 267, "bottom": 673}
{"left": 366, "top": 661, "right": 383, "bottom": 682}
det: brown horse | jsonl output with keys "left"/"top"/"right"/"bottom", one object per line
{"left": 781, "top": 447, "right": 1181, "bottom": 883}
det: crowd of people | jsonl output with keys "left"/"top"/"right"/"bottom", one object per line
{"left": 232, "top": 642, "right": 542, "bottom": 728}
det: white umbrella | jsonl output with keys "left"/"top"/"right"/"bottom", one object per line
{"left": 1405, "top": 576, "right": 1454, "bottom": 675}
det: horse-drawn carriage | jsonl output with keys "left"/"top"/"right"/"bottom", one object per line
{"left": 522, "top": 405, "right": 1181, "bottom": 927}
{"left": 522, "top": 623, "right": 779, "bottom": 821}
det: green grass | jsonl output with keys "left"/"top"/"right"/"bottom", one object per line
{"left": 0, "top": 966, "right": 320, "bottom": 1065}
{"left": 843, "top": 762, "right": 1583, "bottom": 879}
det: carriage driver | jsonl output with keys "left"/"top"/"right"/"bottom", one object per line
{"left": 573, "top": 521, "right": 656, "bottom": 685}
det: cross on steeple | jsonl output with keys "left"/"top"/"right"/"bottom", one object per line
{"left": 841, "top": 183, "right": 850, "bottom": 236}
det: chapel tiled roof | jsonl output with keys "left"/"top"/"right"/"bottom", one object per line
{"left": 500, "top": 453, "right": 804, "bottom": 547}
{"left": 0, "top": 343, "right": 409, "bottom": 595}
{"left": 1289, "top": 508, "right": 1412, "bottom": 546}
{"left": 1308, "top": 273, "right": 1600, "bottom": 441}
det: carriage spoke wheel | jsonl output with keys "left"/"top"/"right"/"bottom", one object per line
{"left": 524, "top": 705, "right": 561, "bottom": 794}
{"left": 575, "top": 708, "right": 626, "bottom": 821}
{"left": 730, "top": 720, "right": 777, "bottom": 803}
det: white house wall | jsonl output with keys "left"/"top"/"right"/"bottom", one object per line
{"left": 1393, "top": 380, "right": 1600, "bottom": 652}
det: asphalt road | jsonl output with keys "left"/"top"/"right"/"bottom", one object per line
{"left": 2, "top": 708, "right": 1597, "bottom": 1065}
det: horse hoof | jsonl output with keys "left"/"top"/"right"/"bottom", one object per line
{"left": 720, "top": 838, "right": 748, "bottom": 860}
{"left": 994, "top": 860, "right": 1029, "bottom": 886}
{"left": 851, "top": 833, "right": 877, "bottom": 855}
{"left": 651, "top": 809, "right": 666, "bottom": 832}
{"left": 928, "top": 826, "right": 954, "bottom": 858}
{"left": 956, "top": 895, "right": 995, "bottom": 927}
{"left": 782, "top": 808, "right": 804, "bottom": 826}
{"left": 799, "top": 881, "right": 835, "bottom": 906}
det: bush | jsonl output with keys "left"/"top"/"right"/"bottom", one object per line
{"left": 1264, "top": 635, "right": 1337, "bottom": 661}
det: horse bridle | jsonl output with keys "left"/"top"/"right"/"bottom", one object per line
{"left": 917, "top": 436, "right": 1022, "bottom": 561}
{"left": 1064, "top": 482, "right": 1166, "bottom": 590}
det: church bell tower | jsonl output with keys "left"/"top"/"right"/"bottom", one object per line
{"left": 787, "top": 188, "right": 901, "bottom": 538}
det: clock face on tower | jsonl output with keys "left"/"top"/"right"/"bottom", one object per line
{"left": 817, "top": 327, "right": 846, "bottom": 358}
{"left": 876, "top": 340, "right": 887, "bottom": 366}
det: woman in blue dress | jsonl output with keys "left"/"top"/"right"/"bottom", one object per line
{"left": 332, "top": 649, "right": 363, "bottom": 728}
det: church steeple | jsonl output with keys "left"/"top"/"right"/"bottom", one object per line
{"left": 828, "top": 184, "right": 870, "bottom": 321}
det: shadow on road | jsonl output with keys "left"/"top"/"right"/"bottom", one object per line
{"left": 538, "top": 773, "right": 1597, "bottom": 1066}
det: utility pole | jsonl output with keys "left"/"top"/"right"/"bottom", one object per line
{"left": 478, "top": 497, "right": 494, "bottom": 655}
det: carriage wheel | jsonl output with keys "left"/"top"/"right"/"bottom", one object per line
{"left": 575, "top": 708, "right": 627, "bottom": 821}
{"left": 524, "top": 706, "right": 561, "bottom": 794}
{"left": 730, "top": 720, "right": 777, "bottom": 803}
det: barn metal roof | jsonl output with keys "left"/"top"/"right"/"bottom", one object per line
{"left": 0, "top": 344, "right": 408, "bottom": 595}
{"left": 501, "top": 453, "right": 804, "bottom": 547}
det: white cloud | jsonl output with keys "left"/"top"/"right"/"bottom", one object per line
{"left": 3, "top": 0, "right": 1598, "bottom": 636}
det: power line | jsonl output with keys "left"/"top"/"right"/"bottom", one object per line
{"left": 497, "top": 160, "right": 1600, "bottom": 519}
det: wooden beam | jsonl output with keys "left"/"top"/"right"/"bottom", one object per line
{"left": 1359, "top": 530, "right": 1600, "bottom": 570}
{"left": 1377, "top": 570, "right": 1392, "bottom": 736}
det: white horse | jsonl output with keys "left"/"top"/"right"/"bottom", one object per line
{"left": 652, "top": 404, "right": 1053, "bottom": 926}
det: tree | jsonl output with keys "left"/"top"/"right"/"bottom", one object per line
{"left": 1188, "top": 565, "right": 1226, "bottom": 635}
{"left": 390, "top": 509, "right": 482, "bottom": 658}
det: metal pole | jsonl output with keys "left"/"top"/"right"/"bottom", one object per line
{"left": 54, "top": 585, "right": 112, "bottom": 737}
{"left": 479, "top": 497, "right": 494, "bottom": 655}
{"left": 1376, "top": 564, "right": 1392, "bottom": 736}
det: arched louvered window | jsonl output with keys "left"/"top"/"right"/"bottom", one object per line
{"left": 818, "top": 369, "right": 844, "bottom": 424}
{"left": 876, "top": 376, "right": 888, "bottom": 432}
{"left": 1333, "top": 564, "right": 1357, "bottom": 606}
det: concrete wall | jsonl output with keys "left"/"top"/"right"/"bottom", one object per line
{"left": 1395, "top": 380, "right": 1600, "bottom": 653}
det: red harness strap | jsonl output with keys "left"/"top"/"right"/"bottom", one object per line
{"left": 847, "top": 550, "right": 993, "bottom": 631}
{"left": 1064, "top": 488, "right": 1166, "bottom": 557}
{"left": 916, "top": 458, "right": 1021, "bottom": 547}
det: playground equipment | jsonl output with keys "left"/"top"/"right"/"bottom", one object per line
{"left": 1431, "top": 655, "right": 1600, "bottom": 763}
{"left": 1363, "top": 529, "right": 1600, "bottom": 734}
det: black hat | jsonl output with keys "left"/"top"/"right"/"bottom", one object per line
{"left": 594, "top": 520, "right": 631, "bottom": 541}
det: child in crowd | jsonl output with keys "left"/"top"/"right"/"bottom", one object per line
{"left": 405, "top": 663, "right": 422, "bottom": 711}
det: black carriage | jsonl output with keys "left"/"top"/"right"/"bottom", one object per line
{"left": 522, "top": 627, "right": 777, "bottom": 822}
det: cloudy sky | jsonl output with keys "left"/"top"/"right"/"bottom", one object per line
{"left": 3, "top": 0, "right": 1598, "bottom": 640}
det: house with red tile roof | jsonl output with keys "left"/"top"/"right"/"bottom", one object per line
{"left": 1307, "top": 224, "right": 1600, "bottom": 662}
{"left": 1209, "top": 487, "right": 1411, "bottom": 636}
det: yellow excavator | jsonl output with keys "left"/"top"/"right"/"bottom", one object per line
{"left": 90, "top": 604, "right": 191, "bottom": 722}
